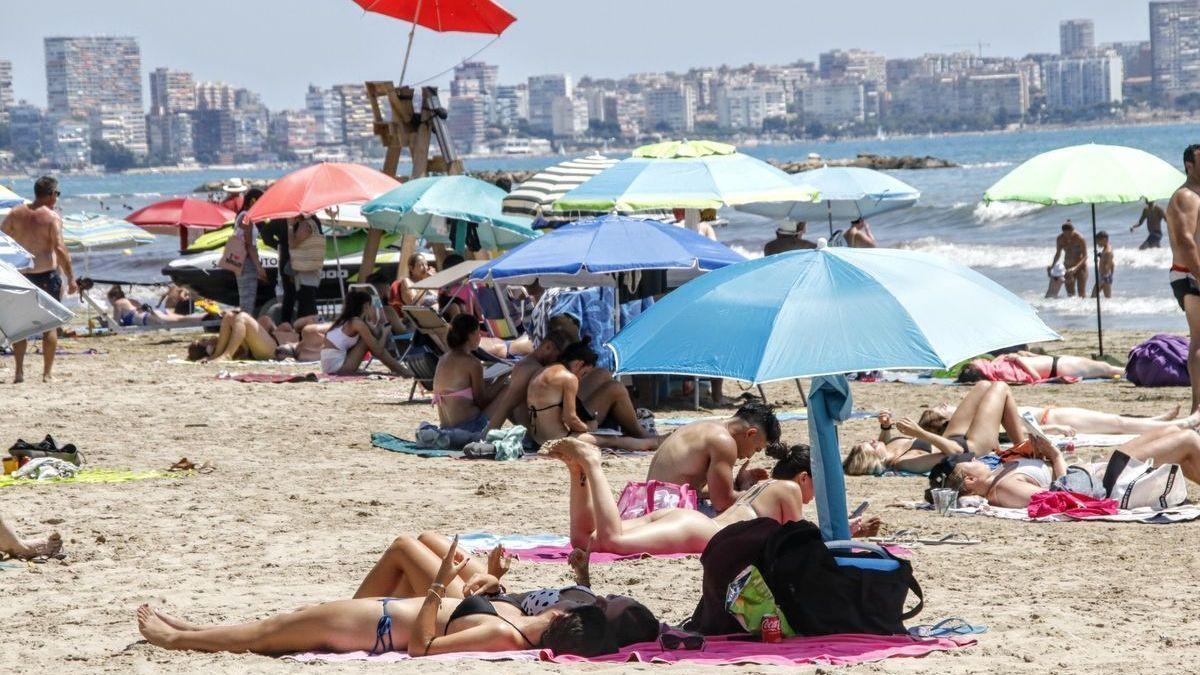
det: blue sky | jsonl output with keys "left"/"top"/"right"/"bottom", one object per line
{"left": 0, "top": 0, "right": 1153, "bottom": 110}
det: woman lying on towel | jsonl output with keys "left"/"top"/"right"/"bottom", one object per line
{"left": 541, "top": 438, "right": 880, "bottom": 557}
{"left": 919, "top": 399, "right": 1198, "bottom": 439}
{"left": 939, "top": 426, "right": 1200, "bottom": 509}
{"left": 320, "top": 290, "right": 406, "bottom": 376}
{"left": 844, "top": 381, "right": 1030, "bottom": 476}
{"left": 957, "top": 351, "right": 1125, "bottom": 384}
{"left": 137, "top": 536, "right": 623, "bottom": 657}
{"left": 107, "top": 285, "right": 213, "bottom": 327}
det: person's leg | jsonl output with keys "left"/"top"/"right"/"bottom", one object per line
{"left": 280, "top": 273, "right": 296, "bottom": 325}
{"left": 415, "top": 531, "right": 487, "bottom": 593}
{"left": 565, "top": 460, "right": 598, "bottom": 550}
{"left": 40, "top": 328, "right": 57, "bottom": 381}
{"left": 577, "top": 432, "right": 657, "bottom": 452}
{"left": 297, "top": 284, "right": 318, "bottom": 323}
{"left": 0, "top": 513, "right": 61, "bottom": 559}
{"left": 1119, "top": 428, "right": 1200, "bottom": 484}
{"left": 1064, "top": 272, "right": 1077, "bottom": 297}
{"left": 1055, "top": 356, "right": 1124, "bottom": 379}
{"left": 963, "top": 381, "right": 1015, "bottom": 453}
{"left": 336, "top": 339, "right": 371, "bottom": 375}
{"left": 211, "top": 316, "right": 248, "bottom": 361}
{"left": 1047, "top": 407, "right": 1199, "bottom": 434}
{"left": 1045, "top": 277, "right": 1063, "bottom": 298}
{"left": 943, "top": 381, "right": 992, "bottom": 438}
{"left": 353, "top": 534, "right": 460, "bottom": 599}
{"left": 1075, "top": 267, "right": 1089, "bottom": 298}
{"left": 11, "top": 338, "right": 26, "bottom": 383}
{"left": 1186, "top": 296, "right": 1200, "bottom": 411}
{"left": 584, "top": 380, "right": 646, "bottom": 438}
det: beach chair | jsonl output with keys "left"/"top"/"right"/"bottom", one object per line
{"left": 80, "top": 293, "right": 220, "bottom": 335}
{"left": 398, "top": 304, "right": 514, "bottom": 401}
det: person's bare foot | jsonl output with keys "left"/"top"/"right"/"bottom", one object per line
{"left": 629, "top": 437, "right": 659, "bottom": 452}
{"left": 537, "top": 439, "right": 569, "bottom": 463}
{"left": 1180, "top": 405, "right": 1200, "bottom": 430}
{"left": 12, "top": 370, "right": 23, "bottom": 384}
{"left": 1157, "top": 404, "right": 1183, "bottom": 421}
{"left": 137, "top": 604, "right": 180, "bottom": 649}
{"left": 567, "top": 544, "right": 591, "bottom": 587}
{"left": 7, "top": 532, "right": 62, "bottom": 559}
{"left": 42, "top": 373, "right": 52, "bottom": 383}
{"left": 153, "top": 607, "right": 201, "bottom": 631}
{"left": 553, "top": 436, "right": 602, "bottom": 465}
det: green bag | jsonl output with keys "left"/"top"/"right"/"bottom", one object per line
{"left": 725, "top": 565, "right": 794, "bottom": 637}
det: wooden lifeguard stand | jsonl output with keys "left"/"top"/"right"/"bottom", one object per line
{"left": 357, "top": 82, "right": 464, "bottom": 279}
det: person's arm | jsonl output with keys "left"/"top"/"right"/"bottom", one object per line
{"left": 0, "top": 211, "right": 12, "bottom": 236}
{"left": 990, "top": 476, "right": 1045, "bottom": 509}
{"left": 895, "top": 418, "right": 963, "bottom": 456}
{"left": 877, "top": 411, "right": 898, "bottom": 442}
{"left": 1132, "top": 209, "right": 1147, "bottom": 232}
{"left": 292, "top": 219, "right": 313, "bottom": 245}
{"left": 859, "top": 223, "right": 877, "bottom": 247}
{"left": 259, "top": 220, "right": 282, "bottom": 250}
{"left": 1033, "top": 436, "right": 1068, "bottom": 481}
{"left": 558, "top": 373, "right": 589, "bottom": 434}
{"left": 468, "top": 359, "right": 491, "bottom": 407}
{"left": 408, "top": 536, "right": 486, "bottom": 656}
{"left": 241, "top": 219, "right": 266, "bottom": 280}
{"left": 1050, "top": 237, "right": 1064, "bottom": 266}
{"left": 49, "top": 214, "right": 76, "bottom": 293}
{"left": 1012, "top": 356, "right": 1043, "bottom": 380}
{"left": 1168, "top": 195, "right": 1200, "bottom": 276}
{"left": 704, "top": 438, "right": 741, "bottom": 513}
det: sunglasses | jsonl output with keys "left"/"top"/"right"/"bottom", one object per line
{"left": 659, "top": 632, "right": 705, "bottom": 651}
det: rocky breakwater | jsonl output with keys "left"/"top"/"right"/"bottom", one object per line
{"left": 772, "top": 153, "right": 957, "bottom": 173}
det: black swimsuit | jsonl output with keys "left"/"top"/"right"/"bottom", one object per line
{"left": 443, "top": 595, "right": 537, "bottom": 647}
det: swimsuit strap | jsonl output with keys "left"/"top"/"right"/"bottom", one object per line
{"left": 372, "top": 598, "right": 396, "bottom": 655}
{"left": 494, "top": 613, "right": 538, "bottom": 648}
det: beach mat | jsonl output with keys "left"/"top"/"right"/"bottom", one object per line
{"left": 876, "top": 372, "right": 1118, "bottom": 386}
{"left": 0, "top": 469, "right": 175, "bottom": 489}
{"left": 458, "top": 532, "right": 691, "bottom": 564}
{"left": 950, "top": 503, "right": 1200, "bottom": 524}
{"left": 371, "top": 432, "right": 462, "bottom": 459}
{"left": 285, "top": 649, "right": 540, "bottom": 664}
{"left": 656, "top": 408, "right": 876, "bottom": 427}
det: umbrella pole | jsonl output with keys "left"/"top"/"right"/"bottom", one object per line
{"left": 1091, "top": 203, "right": 1103, "bottom": 356}
{"left": 827, "top": 201, "right": 833, "bottom": 238}
{"left": 398, "top": 0, "right": 425, "bottom": 85}
{"left": 332, "top": 233, "right": 346, "bottom": 302}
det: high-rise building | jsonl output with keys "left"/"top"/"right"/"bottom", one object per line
{"left": 451, "top": 61, "right": 498, "bottom": 97}
{"left": 189, "top": 109, "right": 236, "bottom": 164}
{"left": 332, "top": 84, "right": 374, "bottom": 147}
{"left": 643, "top": 84, "right": 695, "bottom": 133}
{"left": 819, "top": 49, "right": 887, "bottom": 87}
{"left": 270, "top": 110, "right": 317, "bottom": 156}
{"left": 146, "top": 112, "right": 194, "bottom": 164}
{"left": 716, "top": 84, "right": 787, "bottom": 130}
{"left": 149, "top": 68, "right": 197, "bottom": 115}
{"left": 195, "top": 81, "right": 238, "bottom": 111}
{"left": 44, "top": 37, "right": 143, "bottom": 118}
{"left": 493, "top": 84, "right": 528, "bottom": 128}
{"left": 1060, "top": 19, "right": 1096, "bottom": 57}
{"left": 0, "top": 60, "right": 13, "bottom": 125}
{"left": 890, "top": 71, "right": 1028, "bottom": 122}
{"left": 1102, "top": 41, "right": 1154, "bottom": 79}
{"left": 89, "top": 105, "right": 148, "bottom": 156}
{"left": 1151, "top": 1, "right": 1200, "bottom": 102}
{"left": 8, "top": 103, "right": 45, "bottom": 160}
{"left": 306, "top": 85, "right": 345, "bottom": 145}
{"left": 48, "top": 117, "right": 91, "bottom": 168}
{"left": 1043, "top": 53, "right": 1124, "bottom": 110}
{"left": 528, "top": 74, "right": 572, "bottom": 135}
{"left": 800, "top": 80, "right": 869, "bottom": 126}
{"left": 446, "top": 94, "right": 487, "bottom": 152}
{"left": 550, "top": 96, "right": 589, "bottom": 138}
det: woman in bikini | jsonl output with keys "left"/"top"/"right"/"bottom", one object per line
{"left": 425, "top": 314, "right": 501, "bottom": 443}
{"left": 320, "top": 290, "right": 406, "bottom": 376}
{"left": 541, "top": 438, "right": 880, "bottom": 557}
{"left": 844, "top": 381, "right": 1028, "bottom": 476}
{"left": 918, "top": 399, "right": 1199, "bottom": 438}
{"left": 136, "top": 536, "right": 618, "bottom": 657}
{"left": 957, "top": 351, "right": 1125, "bottom": 384}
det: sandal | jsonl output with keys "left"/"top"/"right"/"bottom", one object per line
{"left": 168, "top": 458, "right": 196, "bottom": 472}
{"left": 908, "top": 617, "right": 988, "bottom": 638}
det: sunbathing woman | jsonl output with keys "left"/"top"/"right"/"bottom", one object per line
{"left": 526, "top": 340, "right": 656, "bottom": 452}
{"left": 427, "top": 315, "right": 503, "bottom": 443}
{"left": 187, "top": 310, "right": 279, "bottom": 361}
{"left": 919, "top": 399, "right": 1199, "bottom": 438}
{"left": 542, "top": 438, "right": 880, "bottom": 556}
{"left": 947, "top": 427, "right": 1200, "bottom": 509}
{"left": 844, "top": 381, "right": 1028, "bottom": 476}
{"left": 958, "top": 351, "right": 1125, "bottom": 384}
{"left": 107, "top": 286, "right": 205, "bottom": 327}
{"left": 320, "top": 290, "right": 406, "bottom": 375}
{"left": 137, "top": 536, "right": 619, "bottom": 657}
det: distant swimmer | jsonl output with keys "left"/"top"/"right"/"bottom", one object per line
{"left": 1166, "top": 143, "right": 1200, "bottom": 409}
{"left": 763, "top": 221, "right": 818, "bottom": 256}
{"left": 1050, "top": 220, "right": 1088, "bottom": 298}
{"left": 1132, "top": 199, "right": 1166, "bottom": 249}
{"left": 1093, "top": 230, "right": 1114, "bottom": 299}
{"left": 845, "top": 217, "right": 876, "bottom": 248}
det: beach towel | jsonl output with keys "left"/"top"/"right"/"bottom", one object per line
{"left": 1028, "top": 490, "right": 1118, "bottom": 519}
{"left": 896, "top": 501, "right": 1200, "bottom": 524}
{"left": 655, "top": 409, "right": 876, "bottom": 428}
{"left": 371, "top": 432, "right": 462, "bottom": 459}
{"left": 284, "top": 650, "right": 540, "bottom": 664}
{"left": 545, "top": 633, "right": 974, "bottom": 666}
{"left": 218, "top": 371, "right": 397, "bottom": 383}
{"left": 0, "top": 468, "right": 174, "bottom": 488}
{"left": 457, "top": 531, "right": 691, "bottom": 564}
{"left": 1125, "top": 334, "right": 1189, "bottom": 387}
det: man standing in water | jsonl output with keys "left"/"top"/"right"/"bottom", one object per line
{"left": 1167, "top": 144, "right": 1200, "bottom": 409}
{"left": 1050, "top": 220, "right": 1088, "bottom": 298}
{"left": 0, "top": 176, "right": 76, "bottom": 383}
{"left": 1132, "top": 199, "right": 1166, "bottom": 249}
{"left": 845, "top": 218, "right": 877, "bottom": 248}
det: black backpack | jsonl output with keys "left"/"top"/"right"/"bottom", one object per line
{"left": 684, "top": 517, "right": 781, "bottom": 635}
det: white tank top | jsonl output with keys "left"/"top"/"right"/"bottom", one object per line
{"left": 1009, "top": 459, "right": 1052, "bottom": 488}
{"left": 325, "top": 324, "right": 359, "bottom": 352}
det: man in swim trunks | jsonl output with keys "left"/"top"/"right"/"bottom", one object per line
{"left": 1167, "top": 143, "right": 1200, "bottom": 409}
{"left": 1132, "top": 199, "right": 1165, "bottom": 250}
{"left": 1, "top": 176, "right": 76, "bottom": 383}
{"left": 1093, "top": 230, "right": 1114, "bottom": 299}
{"left": 1050, "top": 220, "right": 1088, "bottom": 298}
{"left": 645, "top": 402, "right": 781, "bottom": 513}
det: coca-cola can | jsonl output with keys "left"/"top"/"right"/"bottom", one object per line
{"left": 761, "top": 613, "right": 782, "bottom": 643}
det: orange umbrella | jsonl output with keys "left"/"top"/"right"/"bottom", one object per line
{"left": 247, "top": 163, "right": 400, "bottom": 222}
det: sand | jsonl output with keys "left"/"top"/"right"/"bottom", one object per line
{"left": 1, "top": 329, "right": 1198, "bottom": 674}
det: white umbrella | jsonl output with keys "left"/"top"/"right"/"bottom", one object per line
{"left": 0, "top": 260, "right": 74, "bottom": 344}
{"left": 0, "top": 232, "right": 33, "bottom": 269}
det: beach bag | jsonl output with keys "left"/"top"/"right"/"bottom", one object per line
{"left": 616, "top": 480, "right": 698, "bottom": 520}
{"left": 219, "top": 218, "right": 249, "bottom": 274}
{"left": 760, "top": 520, "right": 923, "bottom": 636}
{"left": 1108, "top": 455, "right": 1188, "bottom": 510}
{"left": 685, "top": 517, "right": 782, "bottom": 635}
{"left": 1125, "top": 334, "right": 1189, "bottom": 387}
{"left": 290, "top": 220, "right": 326, "bottom": 273}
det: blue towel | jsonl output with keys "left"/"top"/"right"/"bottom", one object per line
{"left": 656, "top": 409, "right": 876, "bottom": 427}
{"left": 371, "top": 432, "right": 463, "bottom": 459}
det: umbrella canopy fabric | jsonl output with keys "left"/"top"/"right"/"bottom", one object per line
{"left": 354, "top": 0, "right": 515, "bottom": 34}
{"left": 983, "top": 144, "right": 1185, "bottom": 205}
{"left": 0, "top": 185, "right": 23, "bottom": 209}
{"left": 362, "top": 175, "right": 538, "bottom": 250}
{"left": 247, "top": 163, "right": 400, "bottom": 223}
{"left": 0, "top": 260, "right": 74, "bottom": 344}
{"left": 503, "top": 154, "right": 617, "bottom": 218}
{"left": 61, "top": 214, "right": 156, "bottom": 251}
{"left": 609, "top": 246, "right": 1060, "bottom": 384}
{"left": 739, "top": 166, "right": 920, "bottom": 221}
{"left": 0, "top": 232, "right": 33, "bottom": 269}
{"left": 470, "top": 214, "right": 745, "bottom": 288}
{"left": 126, "top": 198, "right": 235, "bottom": 233}
{"left": 553, "top": 146, "right": 818, "bottom": 212}
{"left": 633, "top": 140, "right": 736, "bottom": 159}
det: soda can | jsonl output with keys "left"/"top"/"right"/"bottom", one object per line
{"left": 761, "top": 613, "right": 782, "bottom": 643}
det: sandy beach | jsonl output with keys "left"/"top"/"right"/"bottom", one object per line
{"left": 2, "top": 328, "right": 1198, "bottom": 674}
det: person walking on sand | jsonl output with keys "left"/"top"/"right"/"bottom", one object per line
{"left": 1050, "top": 220, "right": 1088, "bottom": 298}
{"left": 1092, "top": 231, "right": 1115, "bottom": 299}
{"left": 845, "top": 218, "right": 876, "bottom": 248}
{"left": 1167, "top": 143, "right": 1200, "bottom": 410}
{"left": 1132, "top": 199, "right": 1166, "bottom": 250}
{"left": 0, "top": 176, "right": 76, "bottom": 383}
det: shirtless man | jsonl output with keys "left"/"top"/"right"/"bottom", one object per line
{"left": 763, "top": 222, "right": 817, "bottom": 256}
{"left": 1132, "top": 199, "right": 1166, "bottom": 250}
{"left": 0, "top": 176, "right": 76, "bottom": 383}
{"left": 1050, "top": 221, "right": 1088, "bottom": 298}
{"left": 645, "top": 402, "right": 781, "bottom": 513}
{"left": 1166, "top": 143, "right": 1200, "bottom": 409}
{"left": 484, "top": 328, "right": 574, "bottom": 431}
{"left": 1092, "top": 230, "right": 1114, "bottom": 299}
{"left": 845, "top": 218, "right": 877, "bottom": 248}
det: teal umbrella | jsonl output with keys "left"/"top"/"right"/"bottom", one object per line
{"left": 361, "top": 175, "right": 539, "bottom": 251}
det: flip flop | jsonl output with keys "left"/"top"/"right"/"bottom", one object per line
{"left": 920, "top": 532, "right": 981, "bottom": 545}
{"left": 908, "top": 617, "right": 988, "bottom": 638}
{"left": 168, "top": 458, "right": 196, "bottom": 472}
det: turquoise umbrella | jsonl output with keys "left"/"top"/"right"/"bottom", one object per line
{"left": 361, "top": 175, "right": 539, "bottom": 251}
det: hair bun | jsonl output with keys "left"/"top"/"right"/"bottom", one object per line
{"left": 765, "top": 442, "right": 788, "bottom": 461}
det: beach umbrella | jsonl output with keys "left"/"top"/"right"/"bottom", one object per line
{"left": 983, "top": 143, "right": 1185, "bottom": 355}
{"left": 0, "top": 260, "right": 74, "bottom": 344}
{"left": 553, "top": 140, "right": 819, "bottom": 212}
{"left": 362, "top": 175, "right": 539, "bottom": 250}
{"left": 738, "top": 166, "right": 920, "bottom": 236}
{"left": 246, "top": 162, "right": 400, "bottom": 223}
{"left": 353, "top": 0, "right": 516, "bottom": 84}
{"left": 126, "top": 197, "right": 235, "bottom": 252}
{"left": 608, "top": 245, "right": 1058, "bottom": 539}
{"left": 0, "top": 232, "right": 33, "bottom": 269}
{"left": 503, "top": 154, "right": 671, "bottom": 223}
{"left": 0, "top": 185, "right": 23, "bottom": 209}
{"left": 61, "top": 214, "right": 157, "bottom": 252}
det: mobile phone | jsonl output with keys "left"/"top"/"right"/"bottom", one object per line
{"left": 850, "top": 500, "right": 869, "bottom": 519}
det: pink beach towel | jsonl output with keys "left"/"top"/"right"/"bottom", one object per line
{"left": 285, "top": 649, "right": 541, "bottom": 664}
{"left": 545, "top": 633, "right": 975, "bottom": 666}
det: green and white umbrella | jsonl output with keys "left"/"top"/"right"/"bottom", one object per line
{"left": 983, "top": 143, "right": 1186, "bottom": 354}
{"left": 62, "top": 213, "right": 157, "bottom": 252}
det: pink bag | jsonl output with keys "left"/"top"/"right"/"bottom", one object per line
{"left": 616, "top": 480, "right": 699, "bottom": 520}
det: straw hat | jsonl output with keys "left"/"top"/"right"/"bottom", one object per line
{"left": 221, "top": 178, "right": 249, "bottom": 194}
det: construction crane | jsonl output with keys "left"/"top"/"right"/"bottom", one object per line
{"left": 944, "top": 41, "right": 993, "bottom": 58}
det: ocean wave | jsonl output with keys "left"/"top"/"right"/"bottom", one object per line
{"left": 729, "top": 244, "right": 764, "bottom": 260}
{"left": 899, "top": 237, "right": 1173, "bottom": 270}
{"left": 1027, "top": 294, "right": 1179, "bottom": 316}
{"left": 960, "top": 161, "right": 1014, "bottom": 170}
{"left": 972, "top": 201, "right": 1044, "bottom": 223}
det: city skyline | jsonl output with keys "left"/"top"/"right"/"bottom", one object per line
{"left": 0, "top": 0, "right": 1153, "bottom": 111}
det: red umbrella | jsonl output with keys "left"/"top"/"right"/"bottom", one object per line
{"left": 354, "top": 0, "right": 516, "bottom": 83}
{"left": 127, "top": 198, "right": 235, "bottom": 232}
{"left": 247, "top": 163, "right": 400, "bottom": 222}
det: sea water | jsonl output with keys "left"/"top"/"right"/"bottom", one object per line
{"left": 8, "top": 122, "right": 1199, "bottom": 332}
